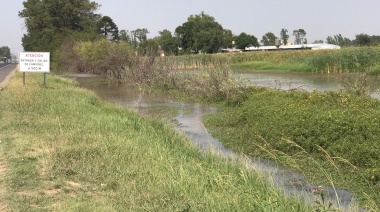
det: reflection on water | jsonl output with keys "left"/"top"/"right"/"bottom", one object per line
{"left": 235, "top": 69, "right": 380, "bottom": 100}
{"left": 235, "top": 69, "right": 339, "bottom": 92}
{"left": 73, "top": 72, "right": 363, "bottom": 211}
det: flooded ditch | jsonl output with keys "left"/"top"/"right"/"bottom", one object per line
{"left": 70, "top": 71, "right": 370, "bottom": 211}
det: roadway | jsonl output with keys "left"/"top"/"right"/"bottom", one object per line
{"left": 0, "top": 63, "right": 18, "bottom": 87}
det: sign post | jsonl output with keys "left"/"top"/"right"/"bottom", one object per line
{"left": 19, "top": 52, "right": 50, "bottom": 87}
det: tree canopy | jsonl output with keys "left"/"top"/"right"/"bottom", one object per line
{"left": 235, "top": 33, "right": 258, "bottom": 49}
{"left": 19, "top": 0, "right": 100, "bottom": 52}
{"left": 262, "top": 32, "right": 277, "bottom": 46}
{"left": 326, "top": 34, "right": 351, "bottom": 46}
{"left": 119, "top": 30, "right": 130, "bottom": 42}
{"left": 293, "top": 29, "right": 306, "bottom": 45}
{"left": 98, "top": 16, "right": 119, "bottom": 41}
{"left": 158, "top": 29, "right": 179, "bottom": 56}
{"left": 355, "top": 33, "right": 371, "bottom": 46}
{"left": 175, "top": 12, "right": 225, "bottom": 54}
{"left": 280, "top": 28, "right": 289, "bottom": 45}
{"left": 0, "top": 46, "right": 11, "bottom": 59}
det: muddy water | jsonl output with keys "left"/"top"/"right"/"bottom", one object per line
{"left": 73, "top": 73, "right": 363, "bottom": 211}
{"left": 235, "top": 69, "right": 380, "bottom": 99}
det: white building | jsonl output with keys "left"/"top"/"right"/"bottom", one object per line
{"left": 245, "top": 43, "right": 340, "bottom": 51}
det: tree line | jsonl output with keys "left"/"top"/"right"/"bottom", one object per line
{"left": 18, "top": 0, "right": 380, "bottom": 60}
{"left": 0, "top": 46, "right": 11, "bottom": 62}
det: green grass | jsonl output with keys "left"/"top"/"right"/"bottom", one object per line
{"left": 204, "top": 87, "right": 380, "bottom": 210}
{"left": 156, "top": 47, "right": 380, "bottom": 74}
{"left": 231, "top": 61, "right": 313, "bottom": 72}
{"left": 0, "top": 71, "right": 316, "bottom": 211}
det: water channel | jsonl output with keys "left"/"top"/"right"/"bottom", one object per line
{"left": 72, "top": 70, "right": 374, "bottom": 211}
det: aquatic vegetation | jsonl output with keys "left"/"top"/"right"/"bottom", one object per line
{"left": 157, "top": 47, "right": 380, "bottom": 74}
{"left": 204, "top": 87, "right": 380, "bottom": 209}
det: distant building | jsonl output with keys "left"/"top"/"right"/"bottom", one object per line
{"left": 245, "top": 43, "right": 340, "bottom": 51}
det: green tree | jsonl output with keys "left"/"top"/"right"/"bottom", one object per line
{"left": 221, "top": 29, "right": 234, "bottom": 49}
{"left": 326, "top": 34, "right": 351, "bottom": 46}
{"left": 0, "top": 46, "right": 11, "bottom": 59}
{"left": 235, "top": 32, "right": 258, "bottom": 49}
{"left": 19, "top": 0, "right": 100, "bottom": 52}
{"left": 355, "top": 33, "right": 371, "bottom": 46}
{"left": 126, "top": 28, "right": 150, "bottom": 48}
{"left": 175, "top": 12, "right": 225, "bottom": 54}
{"left": 98, "top": 16, "right": 119, "bottom": 41}
{"left": 138, "top": 38, "right": 159, "bottom": 57}
{"left": 119, "top": 30, "right": 131, "bottom": 43}
{"left": 369, "top": 35, "right": 380, "bottom": 43}
{"left": 134, "top": 28, "right": 149, "bottom": 43}
{"left": 313, "top": 40, "right": 324, "bottom": 44}
{"left": 262, "top": 32, "right": 277, "bottom": 46}
{"left": 280, "top": 28, "right": 289, "bottom": 45}
{"left": 158, "top": 29, "right": 179, "bottom": 56}
{"left": 293, "top": 29, "right": 307, "bottom": 45}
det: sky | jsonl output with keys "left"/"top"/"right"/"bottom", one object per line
{"left": 2, "top": 0, "right": 380, "bottom": 56}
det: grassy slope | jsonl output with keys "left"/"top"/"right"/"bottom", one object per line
{"left": 0, "top": 71, "right": 312, "bottom": 211}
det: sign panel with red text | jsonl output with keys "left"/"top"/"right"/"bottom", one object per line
{"left": 19, "top": 52, "right": 50, "bottom": 73}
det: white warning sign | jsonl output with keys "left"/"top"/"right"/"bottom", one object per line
{"left": 19, "top": 52, "right": 50, "bottom": 73}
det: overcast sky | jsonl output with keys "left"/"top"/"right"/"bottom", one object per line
{"left": 2, "top": 0, "right": 380, "bottom": 55}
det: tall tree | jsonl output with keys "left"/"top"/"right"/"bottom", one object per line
{"left": 221, "top": 29, "right": 234, "bottom": 49}
{"left": 19, "top": 0, "right": 100, "bottom": 52}
{"left": 280, "top": 28, "right": 289, "bottom": 45}
{"left": 175, "top": 12, "right": 225, "bottom": 54}
{"left": 134, "top": 28, "right": 149, "bottom": 43}
{"left": 293, "top": 29, "right": 307, "bottom": 45}
{"left": 326, "top": 34, "right": 351, "bottom": 46}
{"left": 98, "top": 16, "right": 119, "bottom": 41}
{"left": 262, "top": 32, "right": 277, "bottom": 46}
{"left": 158, "top": 29, "right": 179, "bottom": 56}
{"left": 119, "top": 30, "right": 131, "bottom": 43}
{"left": 235, "top": 32, "right": 258, "bottom": 49}
{"left": 355, "top": 33, "right": 371, "bottom": 46}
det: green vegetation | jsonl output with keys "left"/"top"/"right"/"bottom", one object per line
{"left": 235, "top": 32, "right": 259, "bottom": 49}
{"left": 230, "top": 47, "right": 380, "bottom": 74}
{"left": 232, "top": 61, "right": 313, "bottom": 72}
{"left": 0, "top": 46, "right": 11, "bottom": 60}
{"left": 151, "top": 47, "right": 380, "bottom": 74}
{"left": 262, "top": 32, "right": 278, "bottom": 46}
{"left": 19, "top": 0, "right": 101, "bottom": 53}
{"left": 13, "top": 1, "right": 380, "bottom": 211}
{"left": 175, "top": 12, "right": 230, "bottom": 54}
{"left": 0, "top": 71, "right": 315, "bottom": 211}
{"left": 204, "top": 87, "right": 380, "bottom": 210}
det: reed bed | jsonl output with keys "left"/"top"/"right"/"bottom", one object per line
{"left": 155, "top": 47, "right": 380, "bottom": 74}
{"left": 155, "top": 54, "right": 230, "bottom": 70}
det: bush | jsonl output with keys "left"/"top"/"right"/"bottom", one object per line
{"left": 73, "top": 40, "right": 134, "bottom": 78}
